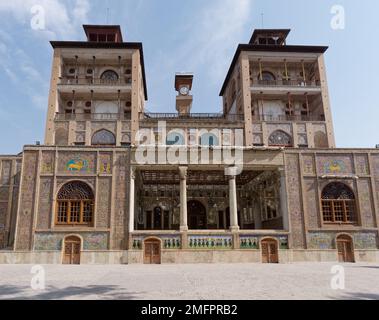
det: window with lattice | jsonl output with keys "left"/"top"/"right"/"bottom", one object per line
{"left": 268, "top": 130, "right": 292, "bottom": 147}
{"left": 321, "top": 182, "right": 357, "bottom": 224}
{"left": 56, "top": 181, "right": 94, "bottom": 226}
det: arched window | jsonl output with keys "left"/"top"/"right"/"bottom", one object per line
{"left": 166, "top": 132, "right": 185, "bottom": 146}
{"left": 92, "top": 129, "right": 116, "bottom": 146}
{"left": 321, "top": 182, "right": 357, "bottom": 223}
{"left": 100, "top": 70, "right": 119, "bottom": 82}
{"left": 268, "top": 130, "right": 292, "bottom": 147}
{"left": 56, "top": 181, "right": 94, "bottom": 226}
{"left": 200, "top": 133, "right": 219, "bottom": 147}
{"left": 259, "top": 71, "right": 276, "bottom": 84}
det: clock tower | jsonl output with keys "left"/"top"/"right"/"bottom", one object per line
{"left": 175, "top": 73, "right": 193, "bottom": 116}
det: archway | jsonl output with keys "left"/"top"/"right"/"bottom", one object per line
{"left": 336, "top": 235, "right": 355, "bottom": 263}
{"left": 188, "top": 200, "right": 207, "bottom": 230}
{"left": 261, "top": 238, "right": 279, "bottom": 264}
{"left": 92, "top": 129, "right": 116, "bottom": 146}
{"left": 63, "top": 236, "right": 81, "bottom": 265}
{"left": 144, "top": 238, "right": 161, "bottom": 264}
{"left": 268, "top": 130, "right": 292, "bottom": 147}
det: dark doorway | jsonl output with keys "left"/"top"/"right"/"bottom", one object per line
{"left": 188, "top": 200, "right": 207, "bottom": 230}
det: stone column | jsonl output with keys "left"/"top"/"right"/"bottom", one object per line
{"left": 226, "top": 167, "right": 240, "bottom": 232}
{"left": 279, "top": 168, "right": 290, "bottom": 231}
{"left": 128, "top": 167, "right": 136, "bottom": 233}
{"left": 253, "top": 201, "right": 262, "bottom": 229}
{"left": 179, "top": 166, "right": 188, "bottom": 232}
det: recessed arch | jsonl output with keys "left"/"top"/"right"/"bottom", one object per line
{"left": 143, "top": 237, "right": 161, "bottom": 264}
{"left": 100, "top": 69, "right": 119, "bottom": 82}
{"left": 56, "top": 181, "right": 94, "bottom": 226}
{"left": 336, "top": 234, "right": 355, "bottom": 263}
{"left": 200, "top": 133, "right": 219, "bottom": 147}
{"left": 62, "top": 235, "right": 82, "bottom": 265}
{"left": 166, "top": 131, "right": 185, "bottom": 146}
{"left": 268, "top": 130, "right": 292, "bottom": 147}
{"left": 321, "top": 182, "right": 357, "bottom": 224}
{"left": 260, "top": 70, "right": 276, "bottom": 82}
{"left": 261, "top": 237, "right": 279, "bottom": 264}
{"left": 92, "top": 129, "right": 116, "bottom": 146}
{"left": 187, "top": 200, "right": 207, "bottom": 230}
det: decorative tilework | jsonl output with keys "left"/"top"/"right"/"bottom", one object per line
{"left": 317, "top": 156, "right": 353, "bottom": 175}
{"left": 355, "top": 155, "right": 370, "bottom": 175}
{"left": 354, "top": 232, "right": 377, "bottom": 250}
{"left": 308, "top": 232, "right": 334, "bottom": 250}
{"left": 188, "top": 235, "right": 233, "bottom": 249}
{"left": 240, "top": 237, "right": 259, "bottom": 249}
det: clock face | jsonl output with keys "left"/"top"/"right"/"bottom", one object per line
{"left": 179, "top": 86, "right": 189, "bottom": 96}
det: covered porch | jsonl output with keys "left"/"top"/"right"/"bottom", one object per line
{"left": 128, "top": 165, "right": 290, "bottom": 234}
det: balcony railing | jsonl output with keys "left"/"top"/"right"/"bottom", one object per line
{"left": 55, "top": 113, "right": 131, "bottom": 121}
{"left": 252, "top": 114, "right": 325, "bottom": 122}
{"left": 252, "top": 79, "right": 321, "bottom": 88}
{"left": 143, "top": 113, "right": 245, "bottom": 121}
{"left": 58, "top": 77, "right": 132, "bottom": 86}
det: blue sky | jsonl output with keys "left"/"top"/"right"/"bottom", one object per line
{"left": 0, "top": 0, "right": 378, "bottom": 154}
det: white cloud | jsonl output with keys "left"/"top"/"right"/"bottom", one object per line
{"left": 0, "top": 0, "right": 90, "bottom": 39}
{"left": 170, "top": 0, "right": 253, "bottom": 83}
{"left": 0, "top": 0, "right": 91, "bottom": 110}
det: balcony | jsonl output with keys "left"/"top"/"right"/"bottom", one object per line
{"left": 251, "top": 79, "right": 321, "bottom": 95}
{"left": 252, "top": 114, "right": 325, "bottom": 122}
{"left": 57, "top": 77, "right": 132, "bottom": 93}
{"left": 59, "top": 76, "right": 132, "bottom": 86}
{"left": 142, "top": 113, "right": 245, "bottom": 122}
{"left": 55, "top": 113, "right": 130, "bottom": 121}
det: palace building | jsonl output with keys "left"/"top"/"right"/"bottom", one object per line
{"left": 0, "top": 25, "right": 378, "bottom": 264}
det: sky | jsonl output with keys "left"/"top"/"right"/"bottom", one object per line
{"left": 0, "top": 0, "right": 378, "bottom": 154}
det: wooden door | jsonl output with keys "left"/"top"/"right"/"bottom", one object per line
{"left": 63, "top": 236, "right": 81, "bottom": 265}
{"left": 337, "top": 236, "right": 355, "bottom": 263}
{"left": 144, "top": 239, "right": 161, "bottom": 264}
{"left": 261, "top": 239, "right": 279, "bottom": 264}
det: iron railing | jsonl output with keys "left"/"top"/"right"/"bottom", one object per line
{"left": 143, "top": 113, "right": 245, "bottom": 121}
{"left": 58, "top": 77, "right": 132, "bottom": 86}
{"left": 252, "top": 114, "right": 325, "bottom": 122}
{"left": 55, "top": 113, "right": 131, "bottom": 121}
{"left": 252, "top": 79, "right": 321, "bottom": 87}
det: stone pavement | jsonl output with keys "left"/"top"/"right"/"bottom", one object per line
{"left": 0, "top": 263, "right": 378, "bottom": 300}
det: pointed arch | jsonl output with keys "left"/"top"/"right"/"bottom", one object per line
{"left": 268, "top": 130, "right": 292, "bottom": 147}
{"left": 92, "top": 129, "right": 116, "bottom": 146}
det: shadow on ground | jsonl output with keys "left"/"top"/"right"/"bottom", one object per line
{"left": 0, "top": 285, "right": 143, "bottom": 300}
{"left": 332, "top": 292, "right": 379, "bottom": 300}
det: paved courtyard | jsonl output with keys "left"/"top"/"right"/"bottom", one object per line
{"left": 0, "top": 263, "right": 378, "bottom": 300}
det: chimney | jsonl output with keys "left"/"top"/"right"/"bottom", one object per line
{"left": 175, "top": 73, "right": 193, "bottom": 116}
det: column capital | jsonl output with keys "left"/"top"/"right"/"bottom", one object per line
{"left": 130, "top": 166, "right": 137, "bottom": 180}
{"left": 225, "top": 166, "right": 239, "bottom": 178}
{"left": 278, "top": 167, "right": 286, "bottom": 177}
{"left": 179, "top": 166, "right": 188, "bottom": 180}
